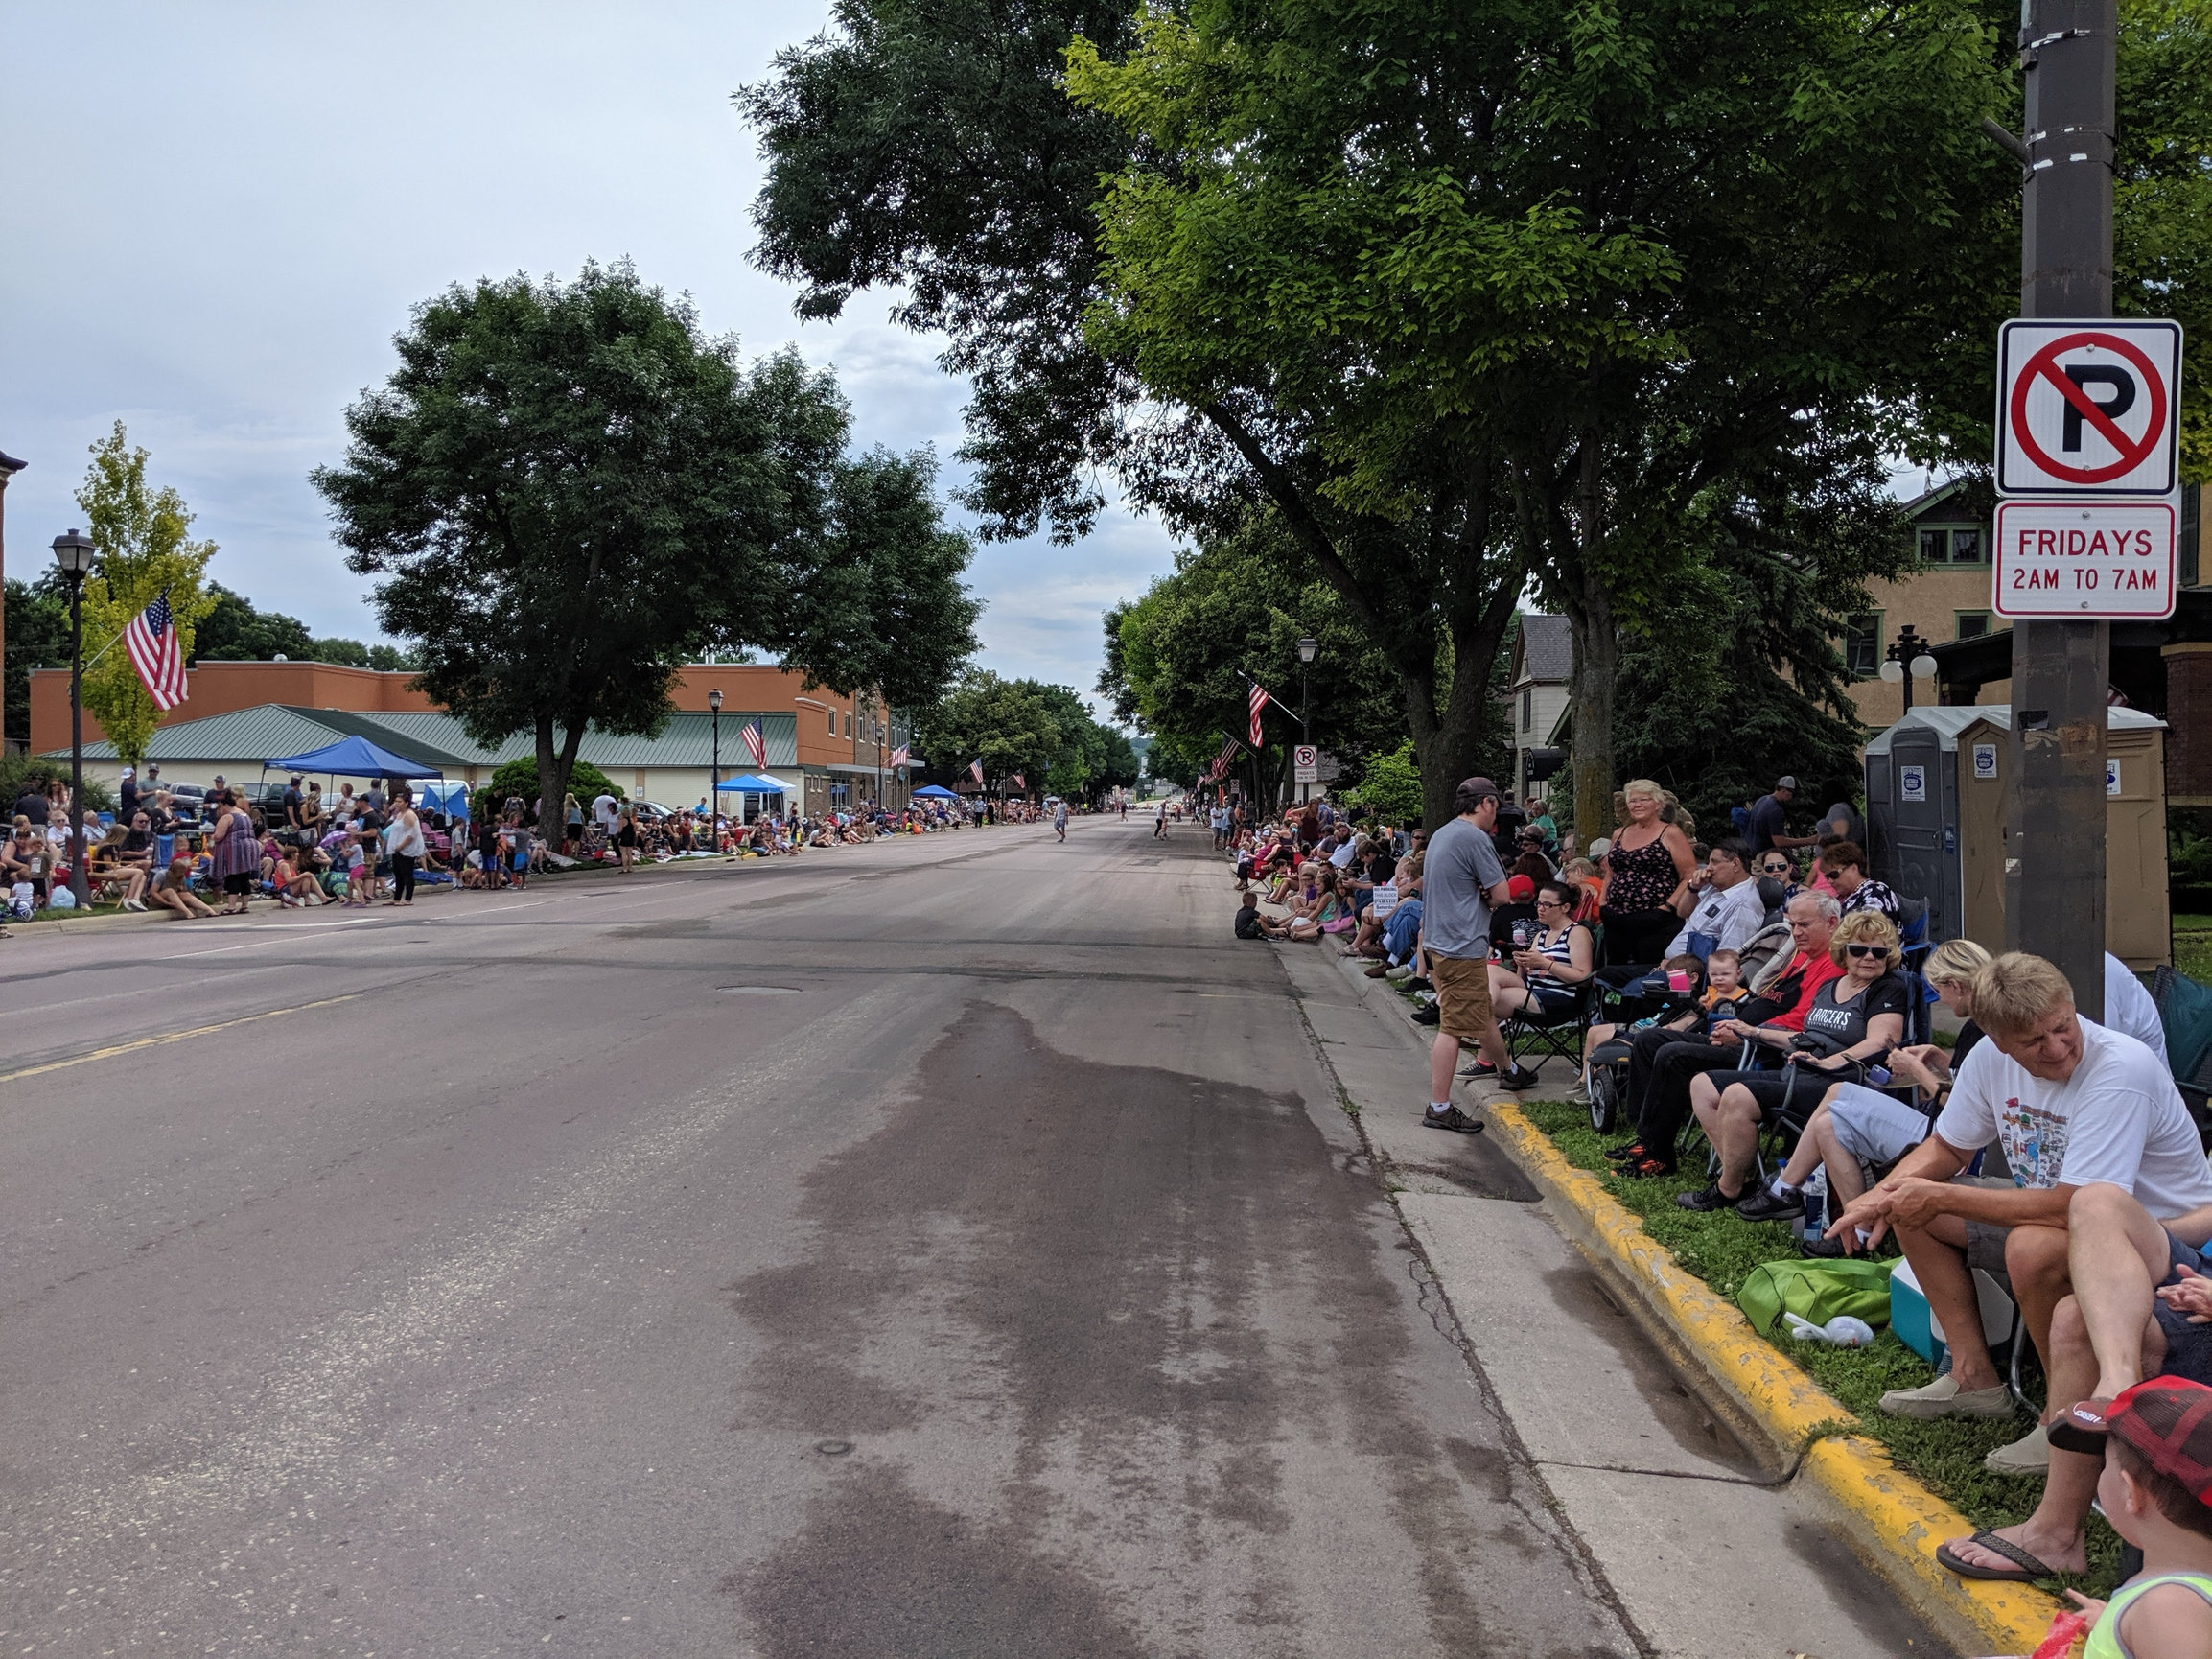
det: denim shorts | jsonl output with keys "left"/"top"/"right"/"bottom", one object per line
{"left": 2157, "top": 1233, "right": 2212, "bottom": 1385}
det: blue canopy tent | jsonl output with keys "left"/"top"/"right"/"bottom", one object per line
{"left": 414, "top": 780, "right": 473, "bottom": 821}
{"left": 267, "top": 734, "right": 443, "bottom": 781}
{"left": 714, "top": 773, "right": 793, "bottom": 794}
{"left": 913, "top": 784, "right": 960, "bottom": 800}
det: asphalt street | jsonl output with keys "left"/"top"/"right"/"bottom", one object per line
{"left": 0, "top": 819, "right": 1939, "bottom": 1656}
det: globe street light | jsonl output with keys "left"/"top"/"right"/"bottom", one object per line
{"left": 709, "top": 688, "right": 723, "bottom": 848}
{"left": 50, "top": 528, "right": 98, "bottom": 910}
{"left": 1877, "top": 622, "right": 1939, "bottom": 720}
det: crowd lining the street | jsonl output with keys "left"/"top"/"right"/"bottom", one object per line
{"left": 1220, "top": 772, "right": 2212, "bottom": 1651}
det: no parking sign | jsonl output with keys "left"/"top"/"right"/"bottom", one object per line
{"left": 1997, "top": 319, "right": 2180, "bottom": 498}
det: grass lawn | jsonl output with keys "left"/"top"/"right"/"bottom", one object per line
{"left": 1517, "top": 1097, "right": 2124, "bottom": 1593}
{"left": 2177, "top": 914, "right": 2212, "bottom": 984}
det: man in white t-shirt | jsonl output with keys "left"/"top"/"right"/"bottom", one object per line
{"left": 591, "top": 794, "right": 619, "bottom": 836}
{"left": 1828, "top": 953, "right": 2210, "bottom": 1468}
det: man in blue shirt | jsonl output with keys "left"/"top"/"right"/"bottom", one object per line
{"left": 1420, "top": 776, "right": 1541, "bottom": 1134}
{"left": 1745, "top": 775, "right": 1820, "bottom": 860}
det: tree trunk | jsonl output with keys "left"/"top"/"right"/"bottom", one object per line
{"left": 1411, "top": 597, "right": 1518, "bottom": 831}
{"left": 533, "top": 715, "right": 561, "bottom": 850}
{"left": 1563, "top": 577, "right": 1618, "bottom": 851}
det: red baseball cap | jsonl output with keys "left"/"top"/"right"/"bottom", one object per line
{"left": 1507, "top": 875, "right": 1537, "bottom": 901}
{"left": 2103, "top": 1377, "right": 2212, "bottom": 1505}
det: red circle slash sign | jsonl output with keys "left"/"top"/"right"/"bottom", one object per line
{"left": 2010, "top": 331, "right": 2167, "bottom": 484}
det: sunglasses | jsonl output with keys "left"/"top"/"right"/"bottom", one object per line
{"left": 1761, "top": 862, "right": 1790, "bottom": 874}
{"left": 1844, "top": 944, "right": 1888, "bottom": 959}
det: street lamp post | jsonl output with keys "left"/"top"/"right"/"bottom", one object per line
{"left": 1295, "top": 637, "right": 1317, "bottom": 805}
{"left": 709, "top": 688, "right": 723, "bottom": 850}
{"left": 51, "top": 529, "right": 98, "bottom": 910}
{"left": 1876, "top": 623, "right": 1939, "bottom": 719}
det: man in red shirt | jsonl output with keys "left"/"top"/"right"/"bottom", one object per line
{"left": 1609, "top": 893, "right": 1843, "bottom": 1176}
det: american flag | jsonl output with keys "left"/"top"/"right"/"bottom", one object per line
{"left": 125, "top": 591, "right": 188, "bottom": 710}
{"left": 1247, "top": 682, "right": 1271, "bottom": 745}
{"left": 968, "top": 758, "right": 984, "bottom": 784}
{"left": 1011, "top": 772, "right": 1025, "bottom": 790}
{"left": 740, "top": 720, "right": 766, "bottom": 768}
{"left": 889, "top": 744, "right": 909, "bottom": 770}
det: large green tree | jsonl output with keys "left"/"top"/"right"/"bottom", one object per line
{"left": 2, "top": 575, "right": 70, "bottom": 750}
{"left": 315, "top": 261, "right": 978, "bottom": 839}
{"left": 1099, "top": 510, "right": 1447, "bottom": 803}
{"left": 911, "top": 669, "right": 1063, "bottom": 794}
{"left": 193, "top": 584, "right": 315, "bottom": 664}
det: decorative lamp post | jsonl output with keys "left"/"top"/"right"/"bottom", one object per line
{"left": 709, "top": 688, "right": 723, "bottom": 848}
{"left": 1877, "top": 623, "right": 1940, "bottom": 719}
{"left": 50, "top": 528, "right": 98, "bottom": 909}
{"left": 1295, "top": 636, "right": 1318, "bottom": 803}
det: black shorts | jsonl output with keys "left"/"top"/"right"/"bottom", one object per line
{"left": 223, "top": 872, "right": 254, "bottom": 896}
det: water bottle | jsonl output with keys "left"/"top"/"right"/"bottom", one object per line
{"left": 1800, "top": 1166, "right": 1828, "bottom": 1244}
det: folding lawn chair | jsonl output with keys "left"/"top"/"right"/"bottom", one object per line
{"left": 1501, "top": 979, "right": 1601, "bottom": 1086}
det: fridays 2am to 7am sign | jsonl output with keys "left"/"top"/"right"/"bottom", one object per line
{"left": 1993, "top": 317, "right": 2182, "bottom": 621}
{"left": 1993, "top": 499, "right": 2177, "bottom": 619}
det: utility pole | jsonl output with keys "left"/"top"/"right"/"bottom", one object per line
{"left": 2005, "top": 0, "right": 2115, "bottom": 1018}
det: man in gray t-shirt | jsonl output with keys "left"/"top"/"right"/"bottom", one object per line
{"left": 1420, "top": 777, "right": 1538, "bottom": 1136}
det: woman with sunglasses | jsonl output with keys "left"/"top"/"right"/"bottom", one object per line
{"left": 1674, "top": 910, "right": 1910, "bottom": 1212}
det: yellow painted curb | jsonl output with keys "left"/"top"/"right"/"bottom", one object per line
{"left": 1486, "top": 1099, "right": 2061, "bottom": 1657}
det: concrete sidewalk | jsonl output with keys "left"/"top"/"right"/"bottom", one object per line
{"left": 1277, "top": 944, "right": 1958, "bottom": 1659}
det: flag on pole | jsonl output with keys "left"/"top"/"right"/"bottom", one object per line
{"left": 889, "top": 744, "right": 909, "bottom": 770}
{"left": 1247, "top": 682, "right": 1272, "bottom": 745}
{"left": 1212, "top": 733, "right": 1241, "bottom": 776}
{"left": 1011, "top": 772, "right": 1025, "bottom": 790}
{"left": 125, "top": 590, "right": 188, "bottom": 710}
{"left": 969, "top": 758, "right": 984, "bottom": 784}
{"left": 740, "top": 720, "right": 766, "bottom": 768}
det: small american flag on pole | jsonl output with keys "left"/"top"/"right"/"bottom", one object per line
{"left": 1247, "top": 682, "right": 1271, "bottom": 746}
{"left": 1011, "top": 772, "right": 1025, "bottom": 790}
{"left": 968, "top": 758, "right": 984, "bottom": 784}
{"left": 740, "top": 719, "right": 766, "bottom": 768}
{"left": 889, "top": 744, "right": 909, "bottom": 770}
{"left": 125, "top": 591, "right": 188, "bottom": 710}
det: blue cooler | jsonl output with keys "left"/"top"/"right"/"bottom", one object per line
{"left": 1890, "top": 1258, "right": 2018, "bottom": 1369}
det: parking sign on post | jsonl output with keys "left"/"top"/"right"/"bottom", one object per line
{"left": 1994, "top": 316, "right": 2182, "bottom": 623}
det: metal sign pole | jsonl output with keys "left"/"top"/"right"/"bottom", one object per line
{"left": 2006, "top": 0, "right": 2114, "bottom": 1018}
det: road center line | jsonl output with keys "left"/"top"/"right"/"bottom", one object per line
{"left": 0, "top": 993, "right": 362, "bottom": 1084}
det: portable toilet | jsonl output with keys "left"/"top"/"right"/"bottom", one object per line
{"left": 1954, "top": 708, "right": 2171, "bottom": 970}
{"left": 1864, "top": 705, "right": 2170, "bottom": 965}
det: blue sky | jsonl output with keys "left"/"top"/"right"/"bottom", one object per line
{"left": 0, "top": 3, "right": 1175, "bottom": 710}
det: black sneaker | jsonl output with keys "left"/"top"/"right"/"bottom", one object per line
{"left": 1458, "top": 1059, "right": 1500, "bottom": 1079}
{"left": 1497, "top": 1064, "right": 1542, "bottom": 1091}
{"left": 1423, "top": 1105, "right": 1485, "bottom": 1135}
{"left": 1410, "top": 1005, "right": 1440, "bottom": 1026}
{"left": 1604, "top": 1140, "right": 1648, "bottom": 1164}
{"left": 1798, "top": 1235, "right": 1848, "bottom": 1259}
{"left": 1404, "top": 977, "right": 1433, "bottom": 994}
{"left": 1735, "top": 1185, "right": 1805, "bottom": 1223}
{"left": 1674, "top": 1183, "right": 1742, "bottom": 1212}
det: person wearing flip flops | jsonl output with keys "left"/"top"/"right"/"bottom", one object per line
{"left": 1416, "top": 777, "right": 1539, "bottom": 1136}
{"left": 1825, "top": 953, "right": 2211, "bottom": 1490}
{"left": 1934, "top": 1180, "right": 2212, "bottom": 1584}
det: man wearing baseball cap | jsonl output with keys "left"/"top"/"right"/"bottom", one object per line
{"left": 1418, "top": 777, "right": 1539, "bottom": 1135}
{"left": 1745, "top": 775, "right": 1819, "bottom": 861}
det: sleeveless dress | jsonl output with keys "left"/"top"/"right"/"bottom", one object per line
{"left": 211, "top": 809, "right": 261, "bottom": 883}
{"left": 2086, "top": 1571, "right": 2212, "bottom": 1658}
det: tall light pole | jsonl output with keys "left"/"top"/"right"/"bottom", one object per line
{"left": 1877, "top": 623, "right": 1939, "bottom": 720}
{"left": 1295, "top": 636, "right": 1317, "bottom": 805}
{"left": 51, "top": 529, "right": 98, "bottom": 910}
{"left": 709, "top": 688, "right": 723, "bottom": 849}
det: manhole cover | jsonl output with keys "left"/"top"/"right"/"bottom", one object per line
{"left": 719, "top": 986, "right": 802, "bottom": 996}
{"left": 814, "top": 1439, "right": 853, "bottom": 1457}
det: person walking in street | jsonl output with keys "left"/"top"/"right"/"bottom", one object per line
{"left": 1055, "top": 799, "right": 1070, "bottom": 843}
{"left": 1421, "top": 777, "right": 1541, "bottom": 1135}
{"left": 387, "top": 790, "right": 426, "bottom": 906}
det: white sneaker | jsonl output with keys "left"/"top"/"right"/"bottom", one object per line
{"left": 1385, "top": 963, "right": 1414, "bottom": 983}
{"left": 1985, "top": 1422, "right": 2050, "bottom": 1476}
{"left": 1878, "top": 1373, "right": 2016, "bottom": 1419}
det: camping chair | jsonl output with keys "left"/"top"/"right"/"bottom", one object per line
{"left": 2153, "top": 965, "right": 2212, "bottom": 1147}
{"left": 1501, "top": 978, "right": 1602, "bottom": 1085}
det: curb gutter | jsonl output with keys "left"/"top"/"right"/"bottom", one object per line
{"left": 1484, "top": 1098, "right": 2059, "bottom": 1658}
